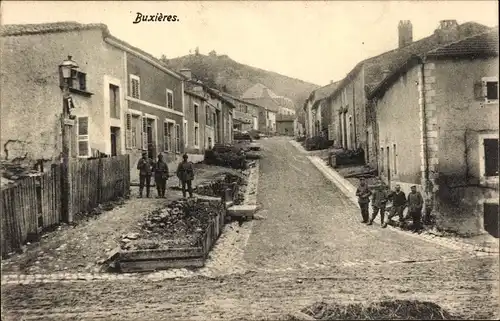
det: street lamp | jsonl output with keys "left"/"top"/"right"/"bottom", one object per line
{"left": 59, "top": 55, "right": 78, "bottom": 224}
{"left": 59, "top": 55, "right": 79, "bottom": 118}
{"left": 59, "top": 55, "right": 79, "bottom": 83}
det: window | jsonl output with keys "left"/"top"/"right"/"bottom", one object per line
{"left": 183, "top": 120, "right": 188, "bottom": 147}
{"left": 130, "top": 74, "right": 140, "bottom": 99}
{"left": 70, "top": 70, "right": 87, "bottom": 92}
{"left": 77, "top": 116, "right": 90, "bottom": 157}
{"left": 109, "top": 84, "right": 120, "bottom": 119}
{"left": 194, "top": 103, "right": 199, "bottom": 123}
{"left": 194, "top": 124, "right": 199, "bottom": 147}
{"left": 481, "top": 137, "right": 499, "bottom": 178}
{"left": 393, "top": 144, "right": 397, "bottom": 175}
{"left": 131, "top": 115, "right": 140, "bottom": 148}
{"left": 175, "top": 124, "right": 181, "bottom": 153}
{"left": 380, "top": 147, "right": 384, "bottom": 173}
{"left": 163, "top": 121, "right": 175, "bottom": 152}
{"left": 206, "top": 108, "right": 211, "bottom": 126}
{"left": 125, "top": 113, "right": 132, "bottom": 149}
{"left": 476, "top": 77, "right": 499, "bottom": 103}
{"left": 166, "top": 89, "right": 174, "bottom": 109}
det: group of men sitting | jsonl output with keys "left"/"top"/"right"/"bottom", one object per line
{"left": 356, "top": 178, "right": 427, "bottom": 232}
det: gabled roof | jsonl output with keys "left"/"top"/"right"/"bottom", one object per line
{"left": 1, "top": 21, "right": 184, "bottom": 80}
{"left": 311, "top": 81, "right": 341, "bottom": 109}
{"left": 325, "top": 21, "right": 490, "bottom": 102}
{"left": 427, "top": 28, "right": 499, "bottom": 57}
{"left": 0, "top": 21, "right": 107, "bottom": 36}
{"left": 369, "top": 28, "right": 499, "bottom": 99}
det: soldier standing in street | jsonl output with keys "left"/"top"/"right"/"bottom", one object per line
{"left": 356, "top": 178, "right": 372, "bottom": 223}
{"left": 368, "top": 181, "right": 388, "bottom": 226}
{"left": 383, "top": 184, "right": 407, "bottom": 228}
{"left": 153, "top": 153, "right": 169, "bottom": 198}
{"left": 407, "top": 185, "right": 424, "bottom": 232}
{"left": 137, "top": 152, "right": 153, "bottom": 198}
{"left": 177, "top": 153, "right": 194, "bottom": 198}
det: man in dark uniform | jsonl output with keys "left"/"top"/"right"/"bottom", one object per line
{"left": 137, "top": 152, "right": 153, "bottom": 198}
{"left": 383, "top": 184, "right": 406, "bottom": 228}
{"left": 153, "top": 153, "right": 169, "bottom": 198}
{"left": 368, "top": 180, "right": 388, "bottom": 226}
{"left": 177, "top": 154, "right": 194, "bottom": 198}
{"left": 407, "top": 185, "right": 424, "bottom": 232}
{"left": 355, "top": 178, "right": 372, "bottom": 223}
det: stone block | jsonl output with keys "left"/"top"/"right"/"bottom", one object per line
{"left": 425, "top": 90, "right": 436, "bottom": 97}
{"left": 426, "top": 104, "right": 437, "bottom": 111}
{"left": 424, "top": 69, "right": 433, "bottom": 77}
{"left": 429, "top": 157, "right": 439, "bottom": 165}
{"left": 426, "top": 130, "right": 438, "bottom": 138}
{"left": 424, "top": 83, "right": 434, "bottom": 91}
{"left": 424, "top": 76, "right": 436, "bottom": 84}
{"left": 424, "top": 63, "right": 436, "bottom": 70}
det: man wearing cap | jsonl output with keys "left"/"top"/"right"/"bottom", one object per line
{"left": 355, "top": 178, "right": 372, "bottom": 223}
{"left": 153, "top": 153, "right": 169, "bottom": 198}
{"left": 368, "top": 180, "right": 388, "bottom": 226}
{"left": 407, "top": 185, "right": 424, "bottom": 232}
{"left": 177, "top": 154, "right": 194, "bottom": 198}
{"left": 383, "top": 184, "right": 406, "bottom": 228}
{"left": 137, "top": 152, "right": 153, "bottom": 198}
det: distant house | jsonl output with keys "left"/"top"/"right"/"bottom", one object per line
{"left": 368, "top": 29, "right": 499, "bottom": 236}
{"left": 221, "top": 92, "right": 260, "bottom": 133}
{"left": 303, "top": 81, "right": 340, "bottom": 139}
{"left": 0, "top": 22, "right": 128, "bottom": 163}
{"left": 242, "top": 83, "right": 298, "bottom": 134}
{"left": 305, "top": 20, "right": 490, "bottom": 169}
{"left": 275, "top": 114, "right": 296, "bottom": 136}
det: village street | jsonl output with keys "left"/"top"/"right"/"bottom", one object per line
{"left": 1, "top": 137, "right": 499, "bottom": 320}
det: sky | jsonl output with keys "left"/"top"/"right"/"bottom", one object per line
{"left": 1, "top": 1, "right": 498, "bottom": 86}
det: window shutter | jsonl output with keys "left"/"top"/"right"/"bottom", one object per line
{"left": 125, "top": 113, "right": 132, "bottom": 149}
{"left": 474, "top": 81, "right": 485, "bottom": 100}
{"left": 141, "top": 115, "right": 148, "bottom": 150}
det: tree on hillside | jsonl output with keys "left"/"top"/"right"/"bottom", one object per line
{"left": 159, "top": 54, "right": 168, "bottom": 66}
{"left": 195, "top": 46, "right": 200, "bottom": 56}
{"left": 209, "top": 50, "right": 217, "bottom": 57}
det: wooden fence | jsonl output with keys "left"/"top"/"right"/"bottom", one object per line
{"left": 1, "top": 165, "right": 61, "bottom": 256}
{"left": 71, "top": 155, "right": 130, "bottom": 215}
{"left": 1, "top": 155, "right": 130, "bottom": 257}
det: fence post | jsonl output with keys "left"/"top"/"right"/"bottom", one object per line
{"left": 97, "top": 157, "right": 103, "bottom": 203}
{"left": 60, "top": 114, "right": 74, "bottom": 223}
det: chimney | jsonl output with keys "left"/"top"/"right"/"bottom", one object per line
{"left": 434, "top": 20, "right": 459, "bottom": 44}
{"left": 179, "top": 68, "right": 192, "bottom": 80}
{"left": 398, "top": 20, "right": 413, "bottom": 48}
{"left": 382, "top": 69, "right": 391, "bottom": 79}
{"left": 330, "top": 80, "right": 334, "bottom": 84}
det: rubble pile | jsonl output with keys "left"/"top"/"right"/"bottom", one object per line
{"left": 301, "top": 300, "right": 455, "bottom": 320}
{"left": 121, "top": 198, "right": 224, "bottom": 250}
{"left": 195, "top": 172, "right": 248, "bottom": 201}
{"left": 0, "top": 161, "right": 44, "bottom": 189}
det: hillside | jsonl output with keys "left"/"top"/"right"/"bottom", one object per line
{"left": 165, "top": 53, "right": 319, "bottom": 113}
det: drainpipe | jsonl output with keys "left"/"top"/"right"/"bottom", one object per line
{"left": 352, "top": 83, "right": 357, "bottom": 148}
{"left": 420, "top": 56, "right": 430, "bottom": 187}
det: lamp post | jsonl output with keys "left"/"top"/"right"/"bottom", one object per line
{"left": 59, "top": 55, "right": 79, "bottom": 223}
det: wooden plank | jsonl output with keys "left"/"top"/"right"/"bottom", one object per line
{"left": 119, "top": 247, "right": 204, "bottom": 261}
{"left": 55, "top": 165, "right": 62, "bottom": 223}
{"left": 119, "top": 257, "right": 205, "bottom": 273}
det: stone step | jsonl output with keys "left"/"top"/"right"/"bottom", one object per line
{"left": 227, "top": 205, "right": 257, "bottom": 217}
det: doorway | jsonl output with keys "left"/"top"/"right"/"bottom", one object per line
{"left": 146, "top": 119, "right": 155, "bottom": 159}
{"left": 386, "top": 146, "right": 391, "bottom": 189}
{"left": 484, "top": 203, "right": 499, "bottom": 238}
{"left": 110, "top": 127, "right": 120, "bottom": 157}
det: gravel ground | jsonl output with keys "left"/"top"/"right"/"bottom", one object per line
{"left": 1, "top": 137, "right": 498, "bottom": 320}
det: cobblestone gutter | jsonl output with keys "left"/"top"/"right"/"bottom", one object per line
{"left": 289, "top": 140, "right": 499, "bottom": 255}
